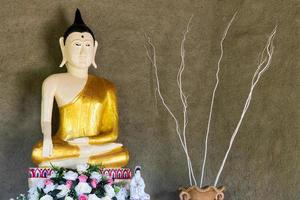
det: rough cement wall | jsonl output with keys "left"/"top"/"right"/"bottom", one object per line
{"left": 0, "top": 0, "right": 299, "bottom": 199}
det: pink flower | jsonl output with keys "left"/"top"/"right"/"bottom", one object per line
{"left": 78, "top": 194, "right": 88, "bottom": 200}
{"left": 107, "top": 178, "right": 113, "bottom": 185}
{"left": 44, "top": 179, "right": 53, "bottom": 186}
{"left": 78, "top": 175, "right": 88, "bottom": 182}
{"left": 66, "top": 180, "right": 73, "bottom": 189}
{"left": 90, "top": 179, "right": 97, "bottom": 188}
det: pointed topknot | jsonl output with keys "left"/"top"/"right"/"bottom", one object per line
{"left": 74, "top": 8, "right": 85, "bottom": 25}
{"left": 63, "top": 8, "right": 95, "bottom": 44}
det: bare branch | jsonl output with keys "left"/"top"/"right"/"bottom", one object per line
{"left": 145, "top": 15, "right": 197, "bottom": 186}
{"left": 200, "top": 11, "right": 238, "bottom": 187}
{"left": 214, "top": 26, "right": 277, "bottom": 186}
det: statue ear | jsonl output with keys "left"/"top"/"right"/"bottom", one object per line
{"left": 92, "top": 40, "right": 98, "bottom": 69}
{"left": 59, "top": 37, "right": 67, "bottom": 68}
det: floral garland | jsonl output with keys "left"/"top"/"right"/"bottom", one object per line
{"left": 12, "top": 164, "right": 129, "bottom": 200}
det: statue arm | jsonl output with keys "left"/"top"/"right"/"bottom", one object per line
{"left": 41, "top": 76, "right": 56, "bottom": 157}
{"left": 41, "top": 77, "right": 56, "bottom": 123}
{"left": 89, "top": 86, "right": 119, "bottom": 145}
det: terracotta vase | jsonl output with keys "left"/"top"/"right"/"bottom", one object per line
{"left": 179, "top": 186, "right": 225, "bottom": 200}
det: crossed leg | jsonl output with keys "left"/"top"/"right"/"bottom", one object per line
{"left": 32, "top": 137, "right": 129, "bottom": 168}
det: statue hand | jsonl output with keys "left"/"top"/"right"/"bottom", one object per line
{"left": 68, "top": 137, "right": 89, "bottom": 145}
{"left": 42, "top": 134, "right": 53, "bottom": 157}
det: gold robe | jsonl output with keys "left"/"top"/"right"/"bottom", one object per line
{"left": 32, "top": 75, "right": 129, "bottom": 167}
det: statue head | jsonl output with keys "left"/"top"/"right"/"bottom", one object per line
{"left": 134, "top": 166, "right": 142, "bottom": 178}
{"left": 59, "top": 9, "right": 98, "bottom": 69}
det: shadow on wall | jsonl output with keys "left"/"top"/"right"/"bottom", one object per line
{"left": 0, "top": 6, "right": 72, "bottom": 195}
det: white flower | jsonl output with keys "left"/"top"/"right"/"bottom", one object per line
{"left": 103, "top": 175, "right": 110, "bottom": 180}
{"left": 27, "top": 187, "right": 39, "bottom": 200}
{"left": 116, "top": 188, "right": 128, "bottom": 200}
{"left": 65, "top": 196, "right": 74, "bottom": 200}
{"left": 43, "top": 183, "right": 56, "bottom": 194}
{"left": 100, "top": 196, "right": 112, "bottom": 200}
{"left": 90, "top": 171, "right": 102, "bottom": 182}
{"left": 56, "top": 184, "right": 70, "bottom": 198}
{"left": 49, "top": 171, "right": 57, "bottom": 178}
{"left": 36, "top": 179, "right": 45, "bottom": 189}
{"left": 88, "top": 194, "right": 101, "bottom": 200}
{"left": 75, "top": 182, "right": 92, "bottom": 195}
{"left": 76, "top": 163, "right": 89, "bottom": 174}
{"left": 63, "top": 171, "right": 78, "bottom": 181}
{"left": 40, "top": 195, "right": 53, "bottom": 200}
{"left": 104, "top": 184, "right": 115, "bottom": 198}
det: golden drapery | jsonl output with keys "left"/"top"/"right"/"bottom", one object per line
{"left": 32, "top": 75, "right": 129, "bottom": 167}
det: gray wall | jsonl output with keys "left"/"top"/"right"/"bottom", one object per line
{"left": 0, "top": 0, "right": 299, "bottom": 199}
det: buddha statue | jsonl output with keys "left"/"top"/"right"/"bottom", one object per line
{"left": 31, "top": 9, "right": 129, "bottom": 168}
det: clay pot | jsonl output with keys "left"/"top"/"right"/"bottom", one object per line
{"left": 179, "top": 186, "right": 225, "bottom": 200}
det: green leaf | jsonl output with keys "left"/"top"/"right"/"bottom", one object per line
{"left": 114, "top": 186, "right": 121, "bottom": 193}
{"left": 69, "top": 188, "right": 78, "bottom": 199}
{"left": 50, "top": 162, "right": 61, "bottom": 172}
{"left": 48, "top": 189, "right": 61, "bottom": 197}
{"left": 86, "top": 163, "right": 103, "bottom": 175}
{"left": 95, "top": 186, "right": 106, "bottom": 198}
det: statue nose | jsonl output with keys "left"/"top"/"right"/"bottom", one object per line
{"left": 80, "top": 46, "right": 84, "bottom": 54}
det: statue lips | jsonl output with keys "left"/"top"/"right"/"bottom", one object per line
{"left": 78, "top": 55, "right": 88, "bottom": 64}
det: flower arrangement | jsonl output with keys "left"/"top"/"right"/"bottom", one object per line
{"left": 12, "top": 164, "right": 129, "bottom": 200}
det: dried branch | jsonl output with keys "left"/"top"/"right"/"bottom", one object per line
{"left": 214, "top": 26, "right": 277, "bottom": 186}
{"left": 200, "top": 12, "right": 238, "bottom": 187}
{"left": 145, "top": 15, "right": 197, "bottom": 186}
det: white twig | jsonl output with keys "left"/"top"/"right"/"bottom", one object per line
{"left": 145, "top": 15, "right": 197, "bottom": 186}
{"left": 177, "top": 15, "right": 198, "bottom": 186}
{"left": 200, "top": 12, "right": 238, "bottom": 187}
{"left": 214, "top": 26, "right": 277, "bottom": 186}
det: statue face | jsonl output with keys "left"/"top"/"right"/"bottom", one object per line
{"left": 135, "top": 170, "right": 141, "bottom": 178}
{"left": 64, "top": 32, "right": 95, "bottom": 69}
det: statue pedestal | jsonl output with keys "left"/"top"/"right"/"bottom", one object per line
{"left": 28, "top": 167, "right": 132, "bottom": 189}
